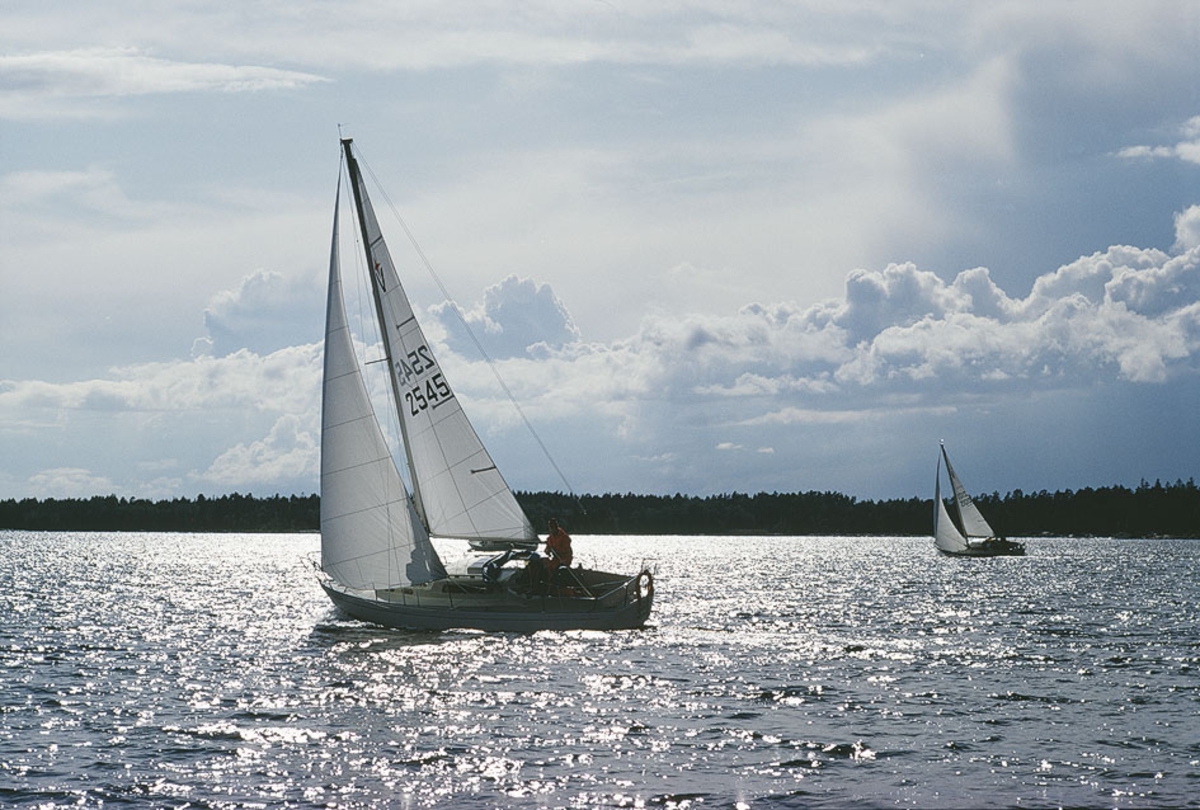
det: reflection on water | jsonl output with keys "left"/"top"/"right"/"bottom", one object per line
{"left": 1, "top": 531, "right": 1198, "bottom": 807}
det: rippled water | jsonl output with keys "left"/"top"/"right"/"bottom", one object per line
{"left": 2, "top": 532, "right": 1198, "bottom": 808}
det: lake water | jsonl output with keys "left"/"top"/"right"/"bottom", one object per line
{"left": 1, "top": 532, "right": 1197, "bottom": 808}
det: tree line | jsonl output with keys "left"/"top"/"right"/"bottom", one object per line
{"left": 0, "top": 493, "right": 319, "bottom": 534}
{"left": 1, "top": 478, "right": 1197, "bottom": 537}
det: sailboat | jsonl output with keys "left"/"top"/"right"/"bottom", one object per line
{"left": 316, "top": 138, "right": 654, "bottom": 631}
{"left": 933, "top": 443, "right": 1025, "bottom": 557}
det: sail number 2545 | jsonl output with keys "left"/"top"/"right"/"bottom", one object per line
{"left": 405, "top": 373, "right": 451, "bottom": 416}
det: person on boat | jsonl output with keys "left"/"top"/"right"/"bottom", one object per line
{"left": 516, "top": 519, "right": 574, "bottom": 595}
{"left": 544, "top": 518, "right": 573, "bottom": 573}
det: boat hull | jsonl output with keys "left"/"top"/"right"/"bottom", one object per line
{"left": 320, "top": 569, "right": 654, "bottom": 632}
{"left": 936, "top": 539, "right": 1026, "bottom": 558}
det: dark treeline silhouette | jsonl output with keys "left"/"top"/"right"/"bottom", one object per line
{"left": 0, "top": 493, "right": 319, "bottom": 533}
{"left": 518, "top": 490, "right": 929, "bottom": 536}
{"left": 1, "top": 478, "right": 1198, "bottom": 536}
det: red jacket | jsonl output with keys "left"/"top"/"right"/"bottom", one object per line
{"left": 546, "top": 528, "right": 573, "bottom": 570}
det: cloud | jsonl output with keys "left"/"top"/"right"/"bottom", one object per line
{"left": 1173, "top": 205, "right": 1200, "bottom": 254}
{"left": 432, "top": 274, "right": 580, "bottom": 360}
{"left": 834, "top": 262, "right": 1197, "bottom": 388}
{"left": 247, "top": 3, "right": 893, "bottom": 71}
{"left": 26, "top": 467, "right": 117, "bottom": 499}
{"left": 6, "top": 206, "right": 1200, "bottom": 499}
{"left": 0, "top": 47, "right": 327, "bottom": 120}
{"left": 403, "top": 209, "right": 1200, "bottom": 492}
{"left": 200, "top": 414, "right": 318, "bottom": 487}
{"left": 0, "top": 2, "right": 916, "bottom": 99}
{"left": 0, "top": 345, "right": 321, "bottom": 416}
{"left": 1117, "top": 115, "right": 1200, "bottom": 166}
{"left": 198, "top": 269, "right": 322, "bottom": 357}
{"left": 443, "top": 222, "right": 1200, "bottom": 425}
{"left": 0, "top": 346, "right": 322, "bottom": 495}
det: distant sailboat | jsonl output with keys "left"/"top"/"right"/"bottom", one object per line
{"left": 934, "top": 443, "right": 1025, "bottom": 557}
{"left": 316, "top": 137, "right": 654, "bottom": 631}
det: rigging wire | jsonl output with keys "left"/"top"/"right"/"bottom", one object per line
{"left": 351, "top": 145, "right": 584, "bottom": 512}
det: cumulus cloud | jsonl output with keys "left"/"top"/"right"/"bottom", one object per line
{"left": 1117, "top": 115, "right": 1200, "bottom": 166}
{"left": 1173, "top": 205, "right": 1200, "bottom": 253}
{"left": 432, "top": 274, "right": 580, "bottom": 360}
{"left": 198, "top": 269, "right": 322, "bottom": 357}
{"left": 439, "top": 220, "right": 1200, "bottom": 432}
{"left": 6, "top": 206, "right": 1200, "bottom": 498}
{"left": 200, "top": 413, "right": 318, "bottom": 487}
{"left": 385, "top": 224, "right": 1190, "bottom": 503}
{"left": 452, "top": 230, "right": 1200, "bottom": 478}
{"left": 0, "top": 345, "right": 322, "bottom": 495}
{"left": 0, "top": 344, "right": 320, "bottom": 416}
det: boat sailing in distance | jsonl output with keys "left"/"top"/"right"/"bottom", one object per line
{"left": 933, "top": 443, "right": 1026, "bottom": 557}
{"left": 316, "top": 138, "right": 654, "bottom": 631}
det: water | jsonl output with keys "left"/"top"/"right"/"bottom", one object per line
{"left": 2, "top": 532, "right": 1198, "bottom": 808}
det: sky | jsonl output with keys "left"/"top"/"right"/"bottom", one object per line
{"left": 3, "top": 1, "right": 1200, "bottom": 504}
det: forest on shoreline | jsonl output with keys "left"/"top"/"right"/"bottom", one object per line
{"left": 1, "top": 478, "right": 1198, "bottom": 537}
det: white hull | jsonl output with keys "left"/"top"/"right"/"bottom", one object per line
{"left": 320, "top": 568, "right": 654, "bottom": 632}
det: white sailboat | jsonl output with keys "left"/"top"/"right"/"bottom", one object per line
{"left": 934, "top": 443, "right": 1025, "bottom": 557}
{"left": 316, "top": 138, "right": 654, "bottom": 631}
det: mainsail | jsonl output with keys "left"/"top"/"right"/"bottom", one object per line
{"left": 320, "top": 179, "right": 447, "bottom": 589}
{"left": 341, "top": 139, "right": 536, "bottom": 546}
{"left": 940, "top": 443, "right": 995, "bottom": 538}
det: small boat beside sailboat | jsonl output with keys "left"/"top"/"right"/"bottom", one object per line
{"left": 933, "top": 443, "right": 1025, "bottom": 557}
{"left": 316, "top": 137, "right": 654, "bottom": 631}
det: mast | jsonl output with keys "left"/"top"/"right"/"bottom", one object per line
{"left": 340, "top": 138, "right": 429, "bottom": 529}
{"left": 939, "top": 443, "right": 959, "bottom": 534}
{"left": 934, "top": 450, "right": 942, "bottom": 534}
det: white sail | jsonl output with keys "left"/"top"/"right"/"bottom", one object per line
{"left": 940, "top": 444, "right": 995, "bottom": 538}
{"left": 342, "top": 140, "right": 536, "bottom": 546}
{"left": 934, "top": 456, "right": 971, "bottom": 554}
{"left": 320, "top": 182, "right": 447, "bottom": 589}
